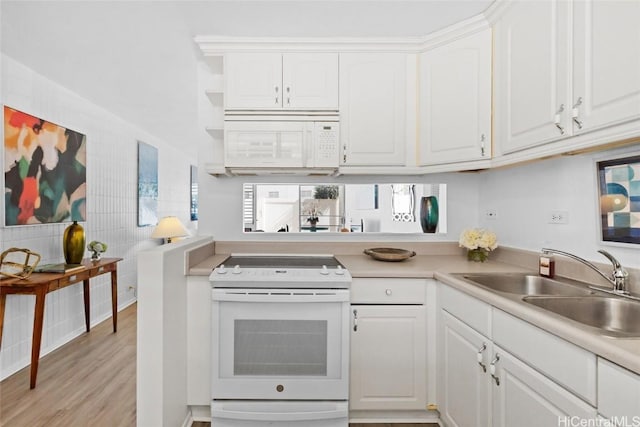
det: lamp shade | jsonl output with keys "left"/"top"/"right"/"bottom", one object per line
{"left": 151, "top": 216, "right": 189, "bottom": 243}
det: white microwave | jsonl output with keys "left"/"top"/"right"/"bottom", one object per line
{"left": 224, "top": 115, "right": 339, "bottom": 173}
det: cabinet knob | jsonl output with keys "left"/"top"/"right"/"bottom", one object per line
{"left": 572, "top": 97, "right": 583, "bottom": 129}
{"left": 353, "top": 309, "right": 358, "bottom": 332}
{"left": 555, "top": 104, "right": 566, "bottom": 135}
{"left": 476, "top": 343, "right": 487, "bottom": 373}
{"left": 490, "top": 354, "right": 500, "bottom": 386}
{"left": 385, "top": 289, "right": 392, "bottom": 296}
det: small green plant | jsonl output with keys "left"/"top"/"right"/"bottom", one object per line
{"left": 313, "top": 185, "right": 339, "bottom": 199}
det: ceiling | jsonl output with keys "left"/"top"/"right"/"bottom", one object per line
{"left": 1, "top": 1, "right": 493, "bottom": 156}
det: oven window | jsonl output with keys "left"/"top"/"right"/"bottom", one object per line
{"left": 234, "top": 319, "right": 328, "bottom": 376}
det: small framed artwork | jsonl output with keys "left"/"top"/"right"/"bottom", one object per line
{"left": 596, "top": 153, "right": 640, "bottom": 245}
{"left": 190, "top": 165, "right": 198, "bottom": 221}
{"left": 3, "top": 105, "right": 87, "bottom": 226}
{"left": 137, "top": 141, "right": 158, "bottom": 227}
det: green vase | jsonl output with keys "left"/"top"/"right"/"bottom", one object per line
{"left": 467, "top": 248, "right": 489, "bottom": 263}
{"left": 63, "top": 221, "right": 85, "bottom": 264}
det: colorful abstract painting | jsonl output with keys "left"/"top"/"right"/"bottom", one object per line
{"left": 597, "top": 154, "right": 640, "bottom": 244}
{"left": 137, "top": 141, "right": 158, "bottom": 226}
{"left": 4, "top": 106, "right": 87, "bottom": 226}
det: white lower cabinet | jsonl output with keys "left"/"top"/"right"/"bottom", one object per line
{"left": 597, "top": 358, "right": 640, "bottom": 419}
{"left": 439, "top": 310, "right": 491, "bottom": 427}
{"left": 492, "top": 346, "right": 597, "bottom": 427}
{"left": 437, "top": 283, "right": 598, "bottom": 427}
{"left": 349, "top": 278, "right": 427, "bottom": 412}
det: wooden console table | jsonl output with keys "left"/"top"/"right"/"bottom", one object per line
{"left": 0, "top": 257, "right": 122, "bottom": 388}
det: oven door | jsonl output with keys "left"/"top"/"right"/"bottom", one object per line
{"left": 212, "top": 288, "right": 350, "bottom": 400}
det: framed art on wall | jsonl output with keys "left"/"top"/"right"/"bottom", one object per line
{"left": 3, "top": 106, "right": 87, "bottom": 226}
{"left": 190, "top": 165, "right": 198, "bottom": 221}
{"left": 137, "top": 141, "right": 158, "bottom": 227}
{"left": 597, "top": 153, "right": 640, "bottom": 245}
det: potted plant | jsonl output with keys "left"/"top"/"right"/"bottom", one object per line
{"left": 87, "top": 241, "right": 108, "bottom": 261}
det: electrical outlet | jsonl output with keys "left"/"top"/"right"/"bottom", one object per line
{"left": 485, "top": 209, "right": 497, "bottom": 220}
{"left": 548, "top": 210, "right": 569, "bottom": 224}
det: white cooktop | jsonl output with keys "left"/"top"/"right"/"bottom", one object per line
{"left": 209, "top": 254, "right": 351, "bottom": 289}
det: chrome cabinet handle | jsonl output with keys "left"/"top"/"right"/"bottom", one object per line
{"left": 572, "top": 97, "right": 583, "bottom": 129}
{"left": 343, "top": 144, "right": 347, "bottom": 163}
{"left": 275, "top": 86, "right": 279, "bottom": 105}
{"left": 490, "top": 354, "right": 500, "bottom": 386}
{"left": 286, "top": 86, "right": 290, "bottom": 105}
{"left": 353, "top": 309, "right": 358, "bottom": 332}
{"left": 555, "top": 104, "right": 565, "bottom": 134}
{"left": 480, "top": 134, "right": 486, "bottom": 157}
{"left": 476, "top": 343, "right": 487, "bottom": 373}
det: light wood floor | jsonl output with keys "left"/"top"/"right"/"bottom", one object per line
{"left": 0, "top": 303, "right": 136, "bottom": 427}
{"left": 1, "top": 303, "right": 434, "bottom": 427}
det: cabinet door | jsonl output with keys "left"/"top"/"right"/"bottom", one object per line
{"left": 492, "top": 347, "right": 597, "bottom": 427}
{"left": 224, "top": 53, "right": 282, "bottom": 109}
{"left": 283, "top": 53, "right": 338, "bottom": 111}
{"left": 573, "top": 0, "right": 640, "bottom": 133}
{"left": 597, "top": 358, "right": 640, "bottom": 419}
{"left": 350, "top": 305, "right": 426, "bottom": 410}
{"left": 340, "top": 53, "right": 407, "bottom": 166}
{"left": 438, "top": 311, "right": 491, "bottom": 427}
{"left": 494, "top": 0, "right": 572, "bottom": 154}
{"left": 419, "top": 28, "right": 492, "bottom": 165}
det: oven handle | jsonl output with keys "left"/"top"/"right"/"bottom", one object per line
{"left": 212, "top": 406, "right": 348, "bottom": 421}
{"left": 212, "top": 290, "right": 349, "bottom": 303}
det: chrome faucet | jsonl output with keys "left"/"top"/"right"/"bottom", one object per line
{"left": 541, "top": 248, "right": 629, "bottom": 295}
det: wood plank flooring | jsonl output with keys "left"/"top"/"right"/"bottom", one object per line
{"left": 1, "top": 303, "right": 434, "bottom": 427}
{"left": 0, "top": 303, "right": 137, "bottom": 427}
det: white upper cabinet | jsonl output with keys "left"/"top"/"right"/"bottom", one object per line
{"left": 419, "top": 28, "right": 492, "bottom": 165}
{"left": 493, "top": 0, "right": 572, "bottom": 154}
{"left": 494, "top": 0, "right": 640, "bottom": 156}
{"left": 573, "top": 0, "right": 640, "bottom": 133}
{"left": 224, "top": 52, "right": 338, "bottom": 111}
{"left": 339, "top": 53, "right": 408, "bottom": 166}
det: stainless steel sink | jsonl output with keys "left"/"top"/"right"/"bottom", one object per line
{"left": 523, "top": 296, "right": 640, "bottom": 337}
{"left": 456, "top": 273, "right": 594, "bottom": 296}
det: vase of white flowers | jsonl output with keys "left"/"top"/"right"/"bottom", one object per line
{"left": 87, "top": 241, "right": 108, "bottom": 261}
{"left": 459, "top": 228, "right": 498, "bottom": 262}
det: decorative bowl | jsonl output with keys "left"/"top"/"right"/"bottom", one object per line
{"left": 363, "top": 248, "right": 416, "bottom": 262}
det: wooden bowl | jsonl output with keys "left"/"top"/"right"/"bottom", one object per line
{"left": 363, "top": 248, "right": 417, "bottom": 262}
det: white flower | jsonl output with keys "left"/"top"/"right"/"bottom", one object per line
{"left": 459, "top": 228, "right": 498, "bottom": 251}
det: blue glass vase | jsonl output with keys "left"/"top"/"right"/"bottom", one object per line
{"left": 420, "top": 196, "right": 438, "bottom": 233}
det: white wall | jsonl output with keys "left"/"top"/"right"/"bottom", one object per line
{"left": 0, "top": 55, "right": 196, "bottom": 380}
{"left": 478, "top": 145, "right": 640, "bottom": 270}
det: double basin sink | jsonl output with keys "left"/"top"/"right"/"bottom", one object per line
{"left": 454, "top": 273, "right": 640, "bottom": 338}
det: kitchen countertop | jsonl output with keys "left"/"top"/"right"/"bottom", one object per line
{"left": 189, "top": 251, "right": 640, "bottom": 375}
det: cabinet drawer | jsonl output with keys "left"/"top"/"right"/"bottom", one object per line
{"left": 493, "top": 309, "right": 596, "bottom": 405}
{"left": 438, "top": 283, "right": 491, "bottom": 337}
{"left": 598, "top": 358, "right": 640, "bottom": 418}
{"left": 351, "top": 278, "right": 425, "bottom": 304}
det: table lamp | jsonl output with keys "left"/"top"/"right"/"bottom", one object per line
{"left": 151, "top": 216, "right": 189, "bottom": 243}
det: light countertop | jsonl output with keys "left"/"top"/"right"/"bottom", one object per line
{"left": 189, "top": 251, "right": 640, "bottom": 375}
